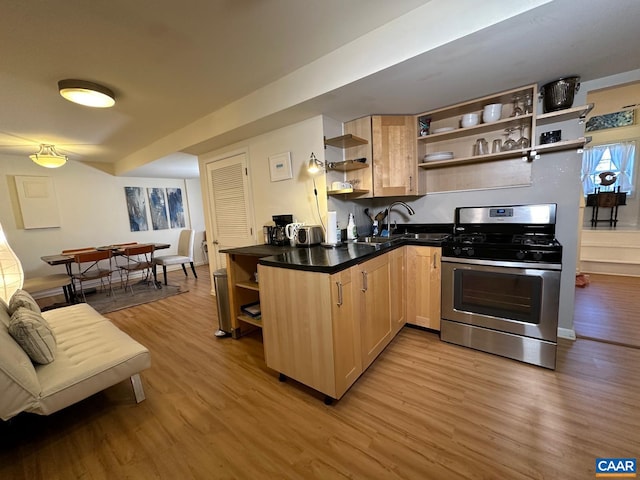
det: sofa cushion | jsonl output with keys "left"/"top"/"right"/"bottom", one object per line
{"left": 0, "top": 304, "right": 40, "bottom": 421}
{"left": 0, "top": 299, "right": 10, "bottom": 328}
{"left": 9, "top": 307, "right": 57, "bottom": 364}
{"left": 9, "top": 289, "right": 41, "bottom": 315}
{"left": 35, "top": 303, "right": 150, "bottom": 416}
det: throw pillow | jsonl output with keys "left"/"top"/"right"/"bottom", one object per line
{"left": 8, "top": 307, "right": 57, "bottom": 364}
{"left": 9, "top": 289, "right": 41, "bottom": 315}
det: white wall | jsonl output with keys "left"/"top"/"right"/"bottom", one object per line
{"left": 199, "top": 115, "right": 328, "bottom": 237}
{"left": 0, "top": 154, "right": 206, "bottom": 278}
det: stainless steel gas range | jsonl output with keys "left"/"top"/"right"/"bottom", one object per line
{"left": 440, "top": 204, "right": 562, "bottom": 369}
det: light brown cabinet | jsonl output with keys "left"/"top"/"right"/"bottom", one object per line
{"left": 388, "top": 246, "right": 406, "bottom": 335}
{"left": 406, "top": 246, "right": 441, "bottom": 331}
{"left": 258, "top": 265, "right": 364, "bottom": 400}
{"left": 258, "top": 250, "right": 402, "bottom": 401}
{"left": 371, "top": 115, "right": 420, "bottom": 196}
{"left": 356, "top": 254, "right": 392, "bottom": 369}
{"left": 327, "top": 115, "right": 424, "bottom": 198}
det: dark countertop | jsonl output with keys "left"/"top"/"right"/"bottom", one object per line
{"left": 222, "top": 224, "right": 453, "bottom": 274}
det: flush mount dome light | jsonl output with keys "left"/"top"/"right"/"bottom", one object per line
{"left": 58, "top": 79, "right": 115, "bottom": 108}
{"left": 29, "top": 144, "right": 67, "bottom": 168}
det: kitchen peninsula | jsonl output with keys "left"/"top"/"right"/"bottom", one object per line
{"left": 223, "top": 233, "right": 446, "bottom": 403}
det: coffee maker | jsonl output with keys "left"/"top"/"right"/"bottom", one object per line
{"left": 270, "top": 214, "right": 293, "bottom": 246}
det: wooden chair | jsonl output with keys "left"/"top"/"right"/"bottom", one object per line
{"left": 153, "top": 229, "right": 197, "bottom": 285}
{"left": 118, "top": 244, "right": 156, "bottom": 294}
{"left": 71, "top": 249, "right": 115, "bottom": 302}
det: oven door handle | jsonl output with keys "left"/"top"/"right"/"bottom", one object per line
{"left": 441, "top": 256, "right": 562, "bottom": 271}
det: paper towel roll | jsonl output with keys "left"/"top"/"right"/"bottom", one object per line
{"left": 326, "top": 211, "right": 337, "bottom": 244}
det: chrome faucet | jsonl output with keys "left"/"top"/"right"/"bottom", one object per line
{"left": 386, "top": 201, "right": 415, "bottom": 236}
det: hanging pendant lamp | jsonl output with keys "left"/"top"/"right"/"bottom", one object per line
{"left": 29, "top": 144, "right": 67, "bottom": 168}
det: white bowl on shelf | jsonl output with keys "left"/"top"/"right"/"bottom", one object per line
{"left": 461, "top": 113, "right": 479, "bottom": 128}
{"left": 482, "top": 103, "right": 503, "bottom": 123}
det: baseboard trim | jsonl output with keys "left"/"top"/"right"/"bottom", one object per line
{"left": 558, "top": 327, "right": 576, "bottom": 341}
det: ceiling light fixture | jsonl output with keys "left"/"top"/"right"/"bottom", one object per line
{"left": 29, "top": 144, "right": 67, "bottom": 168}
{"left": 58, "top": 79, "right": 115, "bottom": 108}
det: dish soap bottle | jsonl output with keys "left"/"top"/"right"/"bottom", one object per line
{"left": 347, "top": 213, "right": 357, "bottom": 240}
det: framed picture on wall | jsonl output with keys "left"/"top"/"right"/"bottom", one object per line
{"left": 147, "top": 187, "right": 169, "bottom": 230}
{"left": 268, "top": 152, "right": 293, "bottom": 182}
{"left": 166, "top": 187, "right": 186, "bottom": 228}
{"left": 124, "top": 186, "right": 149, "bottom": 232}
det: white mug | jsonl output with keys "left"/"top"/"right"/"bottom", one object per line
{"left": 285, "top": 222, "right": 304, "bottom": 240}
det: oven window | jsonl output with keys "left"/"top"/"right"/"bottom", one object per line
{"left": 453, "top": 269, "right": 542, "bottom": 324}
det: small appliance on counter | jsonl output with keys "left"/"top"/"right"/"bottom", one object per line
{"left": 295, "top": 225, "right": 324, "bottom": 246}
{"left": 270, "top": 214, "right": 293, "bottom": 246}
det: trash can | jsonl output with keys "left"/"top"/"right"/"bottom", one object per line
{"left": 213, "top": 268, "right": 231, "bottom": 337}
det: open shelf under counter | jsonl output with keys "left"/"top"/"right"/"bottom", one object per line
{"left": 418, "top": 113, "right": 533, "bottom": 144}
{"left": 236, "top": 280, "right": 260, "bottom": 291}
{"left": 536, "top": 104, "right": 594, "bottom": 126}
{"left": 419, "top": 148, "right": 530, "bottom": 169}
{"left": 237, "top": 314, "right": 262, "bottom": 329}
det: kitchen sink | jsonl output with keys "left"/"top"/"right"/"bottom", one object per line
{"left": 355, "top": 235, "right": 405, "bottom": 245}
{"left": 355, "top": 232, "right": 451, "bottom": 246}
{"left": 402, "top": 232, "right": 451, "bottom": 241}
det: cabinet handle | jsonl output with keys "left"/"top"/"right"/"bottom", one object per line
{"left": 336, "top": 281, "right": 343, "bottom": 306}
{"left": 361, "top": 271, "right": 368, "bottom": 292}
{"left": 409, "top": 175, "right": 413, "bottom": 192}
{"left": 432, "top": 252, "right": 438, "bottom": 269}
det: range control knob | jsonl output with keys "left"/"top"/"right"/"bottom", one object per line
{"left": 516, "top": 250, "right": 526, "bottom": 260}
{"left": 453, "top": 247, "right": 462, "bottom": 256}
{"left": 532, "top": 251, "right": 543, "bottom": 261}
{"left": 465, "top": 247, "right": 475, "bottom": 257}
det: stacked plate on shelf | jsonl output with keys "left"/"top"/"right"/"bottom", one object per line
{"left": 432, "top": 127, "right": 455, "bottom": 134}
{"left": 424, "top": 151, "right": 454, "bottom": 161}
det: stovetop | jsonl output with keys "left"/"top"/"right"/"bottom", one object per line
{"left": 441, "top": 203, "right": 563, "bottom": 264}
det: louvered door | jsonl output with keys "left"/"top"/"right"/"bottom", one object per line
{"left": 205, "top": 153, "right": 254, "bottom": 270}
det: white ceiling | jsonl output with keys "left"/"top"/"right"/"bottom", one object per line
{"left": 1, "top": 0, "right": 640, "bottom": 179}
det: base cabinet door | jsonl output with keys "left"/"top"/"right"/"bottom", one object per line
{"left": 389, "top": 247, "right": 406, "bottom": 334}
{"left": 331, "top": 267, "right": 362, "bottom": 397}
{"left": 259, "top": 265, "right": 362, "bottom": 400}
{"left": 406, "top": 246, "right": 441, "bottom": 330}
{"left": 357, "top": 254, "right": 392, "bottom": 369}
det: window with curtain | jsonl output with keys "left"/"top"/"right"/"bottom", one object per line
{"left": 581, "top": 141, "right": 636, "bottom": 196}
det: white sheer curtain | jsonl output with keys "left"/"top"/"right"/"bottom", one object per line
{"left": 609, "top": 141, "right": 636, "bottom": 193}
{"left": 581, "top": 145, "right": 607, "bottom": 194}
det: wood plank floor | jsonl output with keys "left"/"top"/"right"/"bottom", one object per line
{"left": 1, "top": 265, "right": 639, "bottom": 479}
{"left": 574, "top": 273, "right": 640, "bottom": 348}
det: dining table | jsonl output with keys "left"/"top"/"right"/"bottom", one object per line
{"left": 40, "top": 243, "right": 171, "bottom": 299}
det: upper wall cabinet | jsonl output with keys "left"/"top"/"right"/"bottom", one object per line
{"left": 326, "top": 115, "right": 425, "bottom": 198}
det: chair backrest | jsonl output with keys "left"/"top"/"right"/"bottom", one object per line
{"left": 73, "top": 249, "right": 112, "bottom": 275}
{"left": 122, "top": 244, "right": 154, "bottom": 266}
{"left": 177, "top": 229, "right": 195, "bottom": 260}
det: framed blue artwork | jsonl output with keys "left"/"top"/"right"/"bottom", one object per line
{"left": 147, "top": 187, "right": 169, "bottom": 230}
{"left": 124, "top": 186, "right": 148, "bottom": 232}
{"left": 166, "top": 187, "right": 186, "bottom": 228}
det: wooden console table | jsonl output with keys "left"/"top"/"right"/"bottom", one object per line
{"left": 586, "top": 187, "right": 627, "bottom": 228}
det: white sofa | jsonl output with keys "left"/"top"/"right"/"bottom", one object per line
{"left": 0, "top": 300, "right": 150, "bottom": 421}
